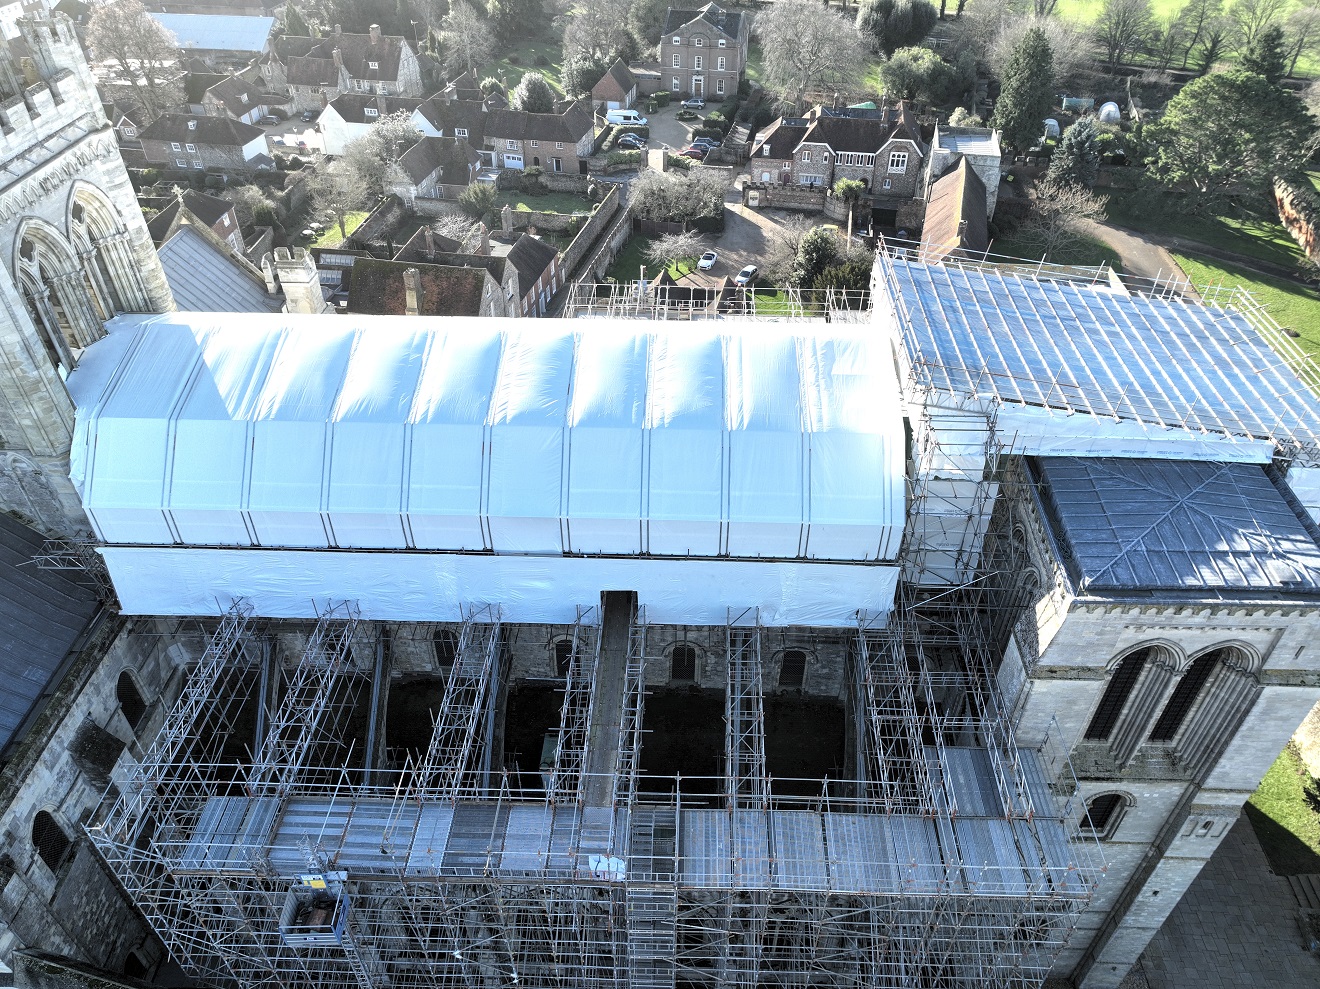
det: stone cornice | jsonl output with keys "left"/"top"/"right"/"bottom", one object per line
{"left": 0, "top": 124, "right": 118, "bottom": 223}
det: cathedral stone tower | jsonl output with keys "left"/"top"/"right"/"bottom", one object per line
{"left": 0, "top": 13, "right": 172, "bottom": 537}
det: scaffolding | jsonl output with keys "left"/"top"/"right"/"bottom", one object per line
{"left": 562, "top": 281, "right": 868, "bottom": 320}
{"left": 548, "top": 605, "right": 601, "bottom": 806}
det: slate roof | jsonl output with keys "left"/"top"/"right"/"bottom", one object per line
{"left": 506, "top": 233, "right": 558, "bottom": 289}
{"left": 485, "top": 100, "right": 593, "bottom": 144}
{"left": 157, "top": 225, "right": 284, "bottom": 313}
{"left": 142, "top": 191, "right": 237, "bottom": 243}
{"left": 592, "top": 59, "right": 637, "bottom": 101}
{"left": 750, "top": 117, "right": 810, "bottom": 160}
{"left": 662, "top": 3, "right": 744, "bottom": 38}
{"left": 1035, "top": 457, "right": 1320, "bottom": 594}
{"left": 203, "top": 75, "right": 266, "bottom": 116}
{"left": 0, "top": 513, "right": 99, "bottom": 759}
{"left": 276, "top": 30, "right": 413, "bottom": 84}
{"left": 347, "top": 258, "right": 490, "bottom": 316}
{"left": 919, "top": 158, "right": 988, "bottom": 263}
{"left": 397, "top": 136, "right": 481, "bottom": 185}
{"left": 140, "top": 113, "right": 264, "bottom": 147}
{"left": 414, "top": 97, "right": 491, "bottom": 143}
{"left": 326, "top": 93, "right": 424, "bottom": 124}
{"left": 391, "top": 226, "right": 463, "bottom": 263}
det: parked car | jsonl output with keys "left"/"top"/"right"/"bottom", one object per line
{"left": 681, "top": 97, "right": 706, "bottom": 109}
{"left": 260, "top": 115, "right": 280, "bottom": 125}
{"left": 734, "top": 264, "right": 758, "bottom": 286}
{"left": 698, "top": 250, "right": 718, "bottom": 270}
{"left": 691, "top": 137, "right": 720, "bottom": 150}
{"left": 301, "top": 109, "right": 320, "bottom": 122}
{"left": 679, "top": 146, "right": 706, "bottom": 160}
{"left": 617, "top": 133, "right": 647, "bottom": 150}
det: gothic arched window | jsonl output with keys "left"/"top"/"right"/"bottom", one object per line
{"left": 1084, "top": 649, "right": 1149, "bottom": 741}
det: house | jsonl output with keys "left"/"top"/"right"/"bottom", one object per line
{"left": 592, "top": 59, "right": 638, "bottom": 112}
{"left": 923, "top": 122, "right": 1003, "bottom": 219}
{"left": 661, "top": 2, "right": 749, "bottom": 101}
{"left": 138, "top": 113, "right": 266, "bottom": 172}
{"left": 102, "top": 101, "right": 145, "bottom": 145}
{"left": 200, "top": 74, "right": 269, "bottom": 125}
{"left": 262, "top": 24, "right": 423, "bottom": 112}
{"left": 141, "top": 190, "right": 244, "bottom": 252}
{"left": 412, "top": 98, "right": 596, "bottom": 175}
{"left": 392, "top": 225, "right": 463, "bottom": 263}
{"left": 347, "top": 258, "right": 516, "bottom": 317}
{"left": 150, "top": 13, "right": 275, "bottom": 70}
{"left": 319, "top": 93, "right": 424, "bottom": 155}
{"left": 387, "top": 136, "right": 482, "bottom": 205}
{"left": 918, "top": 157, "right": 989, "bottom": 262}
{"left": 750, "top": 103, "right": 929, "bottom": 210}
{"left": 438, "top": 70, "right": 484, "bottom": 103}
{"left": 627, "top": 61, "right": 663, "bottom": 98}
{"left": 506, "top": 233, "right": 561, "bottom": 317}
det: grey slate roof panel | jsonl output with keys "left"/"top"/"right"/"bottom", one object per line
{"left": 1036, "top": 457, "right": 1320, "bottom": 592}
{"left": 158, "top": 226, "right": 284, "bottom": 313}
{"left": 0, "top": 513, "right": 99, "bottom": 756}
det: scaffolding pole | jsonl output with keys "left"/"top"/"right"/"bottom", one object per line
{"left": 413, "top": 605, "right": 502, "bottom": 797}
{"left": 724, "top": 607, "right": 768, "bottom": 811}
{"left": 549, "top": 605, "right": 601, "bottom": 806}
{"left": 612, "top": 606, "right": 650, "bottom": 810}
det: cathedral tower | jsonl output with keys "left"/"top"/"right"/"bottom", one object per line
{"left": 0, "top": 13, "right": 172, "bottom": 536}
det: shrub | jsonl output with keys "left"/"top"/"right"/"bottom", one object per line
{"left": 752, "top": 105, "right": 776, "bottom": 132}
{"left": 533, "top": 54, "right": 549, "bottom": 66}
{"left": 693, "top": 126, "right": 724, "bottom": 143}
{"left": 654, "top": 91, "right": 672, "bottom": 106}
{"left": 507, "top": 53, "right": 521, "bottom": 65}
{"left": 605, "top": 149, "right": 642, "bottom": 167}
{"left": 665, "top": 153, "right": 693, "bottom": 170}
{"left": 737, "top": 78, "right": 751, "bottom": 98}
{"left": 676, "top": 109, "right": 697, "bottom": 121}
{"left": 521, "top": 166, "right": 547, "bottom": 194}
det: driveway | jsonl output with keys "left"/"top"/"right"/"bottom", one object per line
{"left": 264, "top": 116, "right": 324, "bottom": 156}
{"left": 645, "top": 103, "right": 701, "bottom": 153}
{"left": 674, "top": 203, "right": 798, "bottom": 288}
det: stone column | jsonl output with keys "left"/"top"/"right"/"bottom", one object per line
{"left": 77, "top": 245, "right": 115, "bottom": 319}
{"left": 51, "top": 269, "right": 102, "bottom": 348}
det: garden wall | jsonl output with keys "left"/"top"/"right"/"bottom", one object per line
{"left": 346, "top": 195, "right": 407, "bottom": 248}
{"left": 561, "top": 186, "right": 622, "bottom": 280}
{"left": 1275, "top": 177, "right": 1320, "bottom": 263}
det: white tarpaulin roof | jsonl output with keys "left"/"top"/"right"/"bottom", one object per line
{"left": 68, "top": 314, "right": 906, "bottom": 562}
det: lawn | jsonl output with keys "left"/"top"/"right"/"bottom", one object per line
{"left": 471, "top": 31, "right": 566, "bottom": 96}
{"left": 988, "top": 231, "right": 1123, "bottom": 271}
{"left": 1244, "top": 743, "right": 1320, "bottom": 875}
{"left": 607, "top": 234, "right": 697, "bottom": 283}
{"left": 1105, "top": 180, "right": 1310, "bottom": 270}
{"left": 1173, "top": 252, "right": 1320, "bottom": 363}
{"left": 495, "top": 191, "right": 593, "bottom": 214}
{"left": 309, "top": 211, "right": 368, "bottom": 247}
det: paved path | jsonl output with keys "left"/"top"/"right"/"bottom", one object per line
{"left": 1134, "top": 813, "right": 1320, "bottom": 989}
{"left": 1078, "top": 220, "right": 1184, "bottom": 284}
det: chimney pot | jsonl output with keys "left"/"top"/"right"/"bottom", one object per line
{"left": 403, "top": 266, "right": 422, "bottom": 316}
{"left": 334, "top": 23, "right": 342, "bottom": 36}
{"left": 369, "top": 23, "right": 381, "bottom": 43}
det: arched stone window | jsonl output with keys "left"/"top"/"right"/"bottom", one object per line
{"left": 1146, "top": 645, "right": 1262, "bottom": 775}
{"left": 778, "top": 649, "right": 806, "bottom": 689}
{"left": 117, "top": 670, "right": 147, "bottom": 732}
{"left": 32, "top": 810, "right": 72, "bottom": 872}
{"left": 1081, "top": 643, "right": 1182, "bottom": 767}
{"left": 1079, "top": 792, "right": 1131, "bottom": 839}
{"left": 1149, "top": 654, "right": 1218, "bottom": 741}
{"left": 553, "top": 639, "right": 575, "bottom": 677}
{"left": 69, "top": 183, "right": 150, "bottom": 316}
{"left": 432, "top": 628, "right": 458, "bottom": 668}
{"left": 15, "top": 218, "right": 102, "bottom": 373}
{"left": 1085, "top": 650, "right": 1150, "bottom": 741}
{"left": 123, "top": 951, "right": 148, "bottom": 979}
{"left": 670, "top": 643, "right": 697, "bottom": 682}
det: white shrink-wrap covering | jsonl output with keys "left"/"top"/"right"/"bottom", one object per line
{"left": 98, "top": 547, "right": 900, "bottom": 626}
{"left": 70, "top": 314, "right": 907, "bottom": 564}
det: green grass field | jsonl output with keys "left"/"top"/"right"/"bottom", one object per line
{"left": 1245, "top": 744, "right": 1320, "bottom": 875}
{"left": 473, "top": 32, "right": 567, "bottom": 95}
{"left": 495, "top": 191, "right": 593, "bottom": 214}
{"left": 1174, "top": 252, "right": 1320, "bottom": 360}
{"left": 607, "top": 235, "right": 698, "bottom": 282}
{"left": 309, "top": 211, "right": 369, "bottom": 248}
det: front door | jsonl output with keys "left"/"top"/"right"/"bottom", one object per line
{"left": 692, "top": 76, "right": 703, "bottom": 98}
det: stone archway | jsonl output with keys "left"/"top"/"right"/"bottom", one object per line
{"left": 14, "top": 218, "right": 101, "bottom": 373}
{"left": 68, "top": 182, "right": 151, "bottom": 314}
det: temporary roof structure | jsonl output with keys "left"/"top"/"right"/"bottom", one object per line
{"left": 68, "top": 314, "right": 907, "bottom": 563}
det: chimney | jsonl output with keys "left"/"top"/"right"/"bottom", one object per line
{"left": 403, "top": 267, "right": 422, "bottom": 315}
{"left": 478, "top": 222, "right": 490, "bottom": 256}
{"left": 334, "top": 23, "right": 342, "bottom": 36}
{"left": 333, "top": 47, "right": 343, "bottom": 71}
{"left": 957, "top": 219, "right": 968, "bottom": 241}
{"left": 273, "top": 247, "right": 331, "bottom": 314}
{"left": 423, "top": 227, "right": 435, "bottom": 256}
{"left": 369, "top": 23, "right": 381, "bottom": 43}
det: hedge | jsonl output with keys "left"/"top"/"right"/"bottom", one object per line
{"left": 654, "top": 91, "right": 672, "bottom": 106}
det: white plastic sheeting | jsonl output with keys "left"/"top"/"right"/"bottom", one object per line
{"left": 69, "top": 314, "right": 906, "bottom": 561}
{"left": 97, "top": 547, "right": 900, "bottom": 626}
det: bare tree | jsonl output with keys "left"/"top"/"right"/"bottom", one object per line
{"left": 409, "top": 0, "right": 450, "bottom": 43}
{"left": 644, "top": 231, "right": 706, "bottom": 270}
{"left": 562, "top": 0, "right": 633, "bottom": 62}
{"left": 441, "top": 1, "right": 495, "bottom": 77}
{"left": 1168, "top": 0, "right": 1221, "bottom": 68}
{"left": 306, "top": 160, "right": 372, "bottom": 241}
{"left": 1229, "top": 0, "right": 1290, "bottom": 51}
{"left": 988, "top": 14, "right": 1093, "bottom": 84}
{"left": 761, "top": 214, "right": 817, "bottom": 285}
{"left": 1287, "top": 1, "right": 1320, "bottom": 77}
{"left": 432, "top": 213, "right": 482, "bottom": 248}
{"left": 223, "top": 184, "right": 280, "bottom": 228}
{"left": 1096, "top": 0, "right": 1153, "bottom": 67}
{"left": 757, "top": 0, "right": 870, "bottom": 111}
{"left": 86, "top": 0, "right": 184, "bottom": 121}
{"left": 1018, "top": 179, "right": 1106, "bottom": 261}
{"left": 339, "top": 111, "right": 423, "bottom": 198}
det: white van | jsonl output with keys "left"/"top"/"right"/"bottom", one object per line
{"left": 606, "top": 109, "right": 647, "bottom": 126}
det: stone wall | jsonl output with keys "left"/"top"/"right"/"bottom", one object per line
{"left": 741, "top": 183, "right": 825, "bottom": 213}
{"left": 1274, "top": 176, "right": 1320, "bottom": 263}
{"left": 561, "top": 186, "right": 622, "bottom": 281}
{"left": 346, "top": 196, "right": 407, "bottom": 248}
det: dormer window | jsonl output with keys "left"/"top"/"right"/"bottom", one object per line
{"left": 456, "top": 127, "right": 469, "bottom": 138}
{"left": 719, "top": 38, "right": 726, "bottom": 47}
{"left": 694, "top": 37, "right": 703, "bottom": 46}
{"left": 240, "top": 93, "right": 248, "bottom": 103}
{"left": 672, "top": 36, "right": 680, "bottom": 43}
{"left": 187, "top": 119, "right": 198, "bottom": 130}
{"left": 365, "top": 107, "right": 378, "bottom": 117}
{"left": 761, "top": 145, "right": 769, "bottom": 156}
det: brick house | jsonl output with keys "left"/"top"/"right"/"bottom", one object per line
{"left": 347, "top": 259, "right": 516, "bottom": 317}
{"left": 141, "top": 190, "right": 244, "bottom": 252}
{"left": 592, "top": 59, "right": 638, "bottom": 111}
{"left": 319, "top": 93, "right": 424, "bottom": 155}
{"left": 262, "top": 24, "right": 423, "bottom": 111}
{"left": 138, "top": 113, "right": 266, "bottom": 172}
{"left": 200, "top": 74, "right": 268, "bottom": 125}
{"left": 661, "top": 2, "right": 749, "bottom": 101}
{"left": 412, "top": 98, "right": 595, "bottom": 175}
{"left": 506, "top": 234, "right": 561, "bottom": 316}
{"left": 750, "top": 103, "right": 928, "bottom": 209}
{"left": 387, "top": 136, "right": 482, "bottom": 205}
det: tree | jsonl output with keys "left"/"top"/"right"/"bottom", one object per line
{"left": 409, "top": 0, "right": 450, "bottom": 44}
{"left": 881, "top": 46, "right": 953, "bottom": 102}
{"left": 1194, "top": 13, "right": 1233, "bottom": 71}
{"left": 1287, "top": 3, "right": 1320, "bottom": 77}
{"left": 86, "top": 0, "right": 184, "bottom": 121}
{"left": 560, "top": 52, "right": 610, "bottom": 95}
{"left": 856, "top": 0, "right": 938, "bottom": 56}
{"left": 630, "top": 170, "right": 726, "bottom": 222}
{"left": 791, "top": 227, "right": 842, "bottom": 286}
{"left": 487, "top": 0, "right": 542, "bottom": 42}
{"left": 644, "top": 231, "right": 706, "bottom": 271}
{"left": 339, "top": 111, "right": 423, "bottom": 197}
{"left": 511, "top": 71, "right": 556, "bottom": 112}
{"left": 284, "top": 3, "right": 312, "bottom": 36}
{"left": 1148, "top": 69, "right": 1316, "bottom": 208}
{"left": 833, "top": 177, "right": 866, "bottom": 239}
{"left": 307, "top": 161, "right": 371, "bottom": 240}
{"left": 762, "top": 214, "right": 818, "bottom": 284}
{"left": 809, "top": 257, "right": 873, "bottom": 298}
{"left": 987, "top": 15, "right": 1089, "bottom": 84}
{"left": 992, "top": 27, "right": 1054, "bottom": 151}
{"left": 562, "top": 0, "right": 634, "bottom": 64}
{"left": 224, "top": 184, "right": 281, "bottom": 228}
{"left": 1017, "top": 179, "right": 1105, "bottom": 262}
{"left": 627, "top": 0, "right": 673, "bottom": 49}
{"left": 458, "top": 181, "right": 500, "bottom": 223}
{"left": 1168, "top": 0, "right": 1221, "bottom": 68}
{"left": 757, "top": 0, "right": 870, "bottom": 111}
{"left": 949, "top": 107, "right": 984, "bottom": 126}
{"left": 441, "top": 1, "right": 494, "bottom": 77}
{"left": 1229, "top": 0, "right": 1290, "bottom": 52}
{"left": 1046, "top": 117, "right": 1102, "bottom": 188}
{"left": 1095, "top": 0, "right": 1153, "bottom": 67}
{"left": 1241, "top": 23, "right": 1289, "bottom": 82}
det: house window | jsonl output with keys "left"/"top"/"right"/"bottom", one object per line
{"left": 718, "top": 38, "right": 727, "bottom": 47}
{"left": 672, "top": 36, "right": 680, "bottom": 43}
{"left": 670, "top": 644, "right": 697, "bottom": 682}
{"left": 368, "top": 60, "right": 379, "bottom": 70}
{"left": 716, "top": 78, "right": 725, "bottom": 95}
{"left": 798, "top": 174, "right": 824, "bottom": 186}
{"left": 221, "top": 213, "right": 231, "bottom": 227}
{"left": 507, "top": 139, "right": 517, "bottom": 150}
{"left": 555, "top": 141, "right": 563, "bottom": 149}
{"left": 694, "top": 55, "right": 702, "bottom": 69}
{"left": 240, "top": 93, "right": 248, "bottom": 104}
{"left": 779, "top": 650, "right": 806, "bottom": 689}
{"left": 672, "top": 53, "right": 680, "bottom": 67}
{"left": 717, "top": 56, "right": 726, "bottom": 71}
{"left": 888, "top": 151, "right": 908, "bottom": 172}
{"left": 433, "top": 628, "right": 458, "bottom": 667}
{"left": 124, "top": 126, "right": 136, "bottom": 137}
{"left": 554, "top": 639, "right": 575, "bottom": 677}
{"left": 456, "top": 127, "right": 468, "bottom": 138}
{"left": 530, "top": 140, "right": 538, "bottom": 147}
{"left": 185, "top": 143, "right": 196, "bottom": 152}
{"left": 32, "top": 811, "right": 72, "bottom": 873}
{"left": 882, "top": 178, "right": 891, "bottom": 189}
{"left": 695, "top": 37, "right": 703, "bottom": 46}
{"left": 175, "top": 158, "right": 186, "bottom": 168}
{"left": 1080, "top": 793, "right": 1127, "bottom": 837}
{"left": 761, "top": 145, "right": 769, "bottom": 156}
{"left": 552, "top": 157, "right": 562, "bottom": 172}
{"left": 117, "top": 671, "right": 147, "bottom": 731}
{"left": 801, "top": 150, "right": 811, "bottom": 161}
{"left": 365, "top": 107, "right": 378, "bottom": 117}
{"left": 193, "top": 160, "right": 203, "bottom": 170}
{"left": 380, "top": 85, "right": 390, "bottom": 95}
{"left": 171, "top": 142, "right": 181, "bottom": 151}
{"left": 672, "top": 76, "right": 680, "bottom": 90}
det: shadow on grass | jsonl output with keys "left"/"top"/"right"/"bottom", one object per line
{"left": 1243, "top": 803, "right": 1320, "bottom": 876}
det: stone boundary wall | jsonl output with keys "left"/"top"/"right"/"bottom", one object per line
{"left": 1275, "top": 176, "right": 1320, "bottom": 263}
{"left": 346, "top": 195, "right": 406, "bottom": 248}
{"left": 561, "top": 186, "right": 621, "bottom": 280}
